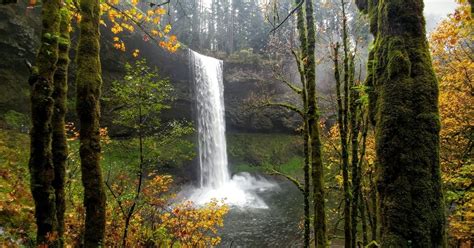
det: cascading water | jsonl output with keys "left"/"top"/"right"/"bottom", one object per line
{"left": 190, "top": 50, "right": 230, "bottom": 189}
{"left": 184, "top": 50, "right": 276, "bottom": 209}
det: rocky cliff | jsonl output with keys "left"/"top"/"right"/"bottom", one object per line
{"left": 0, "top": 2, "right": 299, "bottom": 134}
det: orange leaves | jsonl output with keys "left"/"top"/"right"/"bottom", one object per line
{"left": 155, "top": 7, "right": 167, "bottom": 15}
{"left": 102, "top": 0, "right": 179, "bottom": 55}
{"left": 113, "top": 40, "right": 126, "bottom": 52}
{"left": 103, "top": 171, "right": 228, "bottom": 247}
{"left": 161, "top": 200, "right": 229, "bottom": 247}
{"left": 159, "top": 35, "right": 181, "bottom": 53}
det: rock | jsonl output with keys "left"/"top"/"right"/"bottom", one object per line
{"left": 0, "top": 4, "right": 299, "bottom": 134}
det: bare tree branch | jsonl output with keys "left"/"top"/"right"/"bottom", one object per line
{"left": 269, "top": 0, "right": 305, "bottom": 33}
{"left": 269, "top": 169, "right": 304, "bottom": 193}
{"left": 264, "top": 101, "right": 304, "bottom": 117}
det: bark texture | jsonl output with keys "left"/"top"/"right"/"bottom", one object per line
{"left": 305, "top": 0, "right": 327, "bottom": 246}
{"left": 76, "top": 0, "right": 107, "bottom": 245}
{"left": 294, "top": 1, "right": 310, "bottom": 246}
{"left": 356, "top": 0, "right": 446, "bottom": 246}
{"left": 28, "top": 0, "right": 61, "bottom": 245}
{"left": 340, "top": 2, "right": 352, "bottom": 246}
{"left": 52, "top": 9, "right": 71, "bottom": 246}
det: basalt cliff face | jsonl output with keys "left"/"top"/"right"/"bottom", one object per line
{"left": 0, "top": 2, "right": 299, "bottom": 134}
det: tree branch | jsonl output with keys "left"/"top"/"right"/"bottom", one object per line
{"left": 269, "top": 0, "right": 305, "bottom": 33}
{"left": 264, "top": 101, "right": 304, "bottom": 117}
{"left": 269, "top": 169, "right": 304, "bottom": 193}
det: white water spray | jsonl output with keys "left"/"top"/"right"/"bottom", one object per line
{"left": 185, "top": 50, "right": 275, "bottom": 209}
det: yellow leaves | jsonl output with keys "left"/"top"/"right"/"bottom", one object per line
{"left": 429, "top": 1, "right": 474, "bottom": 243}
{"left": 159, "top": 35, "right": 181, "bottom": 53}
{"left": 160, "top": 199, "right": 229, "bottom": 247}
{"left": 100, "top": 171, "right": 227, "bottom": 247}
{"left": 152, "top": 16, "right": 161, "bottom": 24}
{"left": 151, "top": 29, "right": 160, "bottom": 36}
{"left": 121, "top": 22, "right": 134, "bottom": 32}
{"left": 72, "top": 12, "right": 82, "bottom": 23}
{"left": 101, "top": 1, "right": 179, "bottom": 56}
{"left": 155, "top": 7, "right": 167, "bottom": 15}
{"left": 164, "top": 24, "right": 172, "bottom": 34}
{"left": 108, "top": 0, "right": 119, "bottom": 5}
{"left": 132, "top": 49, "right": 140, "bottom": 58}
{"left": 111, "top": 23, "right": 123, "bottom": 34}
{"left": 113, "top": 41, "right": 126, "bottom": 52}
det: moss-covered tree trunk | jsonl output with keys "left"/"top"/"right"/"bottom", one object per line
{"left": 340, "top": 1, "right": 352, "bottom": 246}
{"left": 28, "top": 0, "right": 61, "bottom": 245}
{"left": 349, "top": 55, "right": 361, "bottom": 248}
{"left": 304, "top": 0, "right": 327, "bottom": 246}
{"left": 358, "top": 113, "right": 370, "bottom": 246}
{"left": 356, "top": 0, "right": 446, "bottom": 246}
{"left": 51, "top": 9, "right": 71, "bottom": 246}
{"left": 76, "top": 0, "right": 107, "bottom": 245}
{"left": 294, "top": 1, "right": 310, "bottom": 246}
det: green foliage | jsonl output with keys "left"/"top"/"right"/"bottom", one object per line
{"left": 2, "top": 110, "right": 29, "bottom": 131}
{"left": 227, "top": 49, "right": 264, "bottom": 65}
{"left": 107, "top": 59, "right": 195, "bottom": 171}
{"left": 227, "top": 133, "right": 303, "bottom": 177}
{"left": 109, "top": 59, "right": 173, "bottom": 132}
{"left": 0, "top": 130, "right": 35, "bottom": 245}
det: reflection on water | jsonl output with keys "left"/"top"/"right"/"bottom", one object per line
{"left": 217, "top": 177, "right": 303, "bottom": 248}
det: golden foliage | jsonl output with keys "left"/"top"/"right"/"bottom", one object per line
{"left": 100, "top": 0, "right": 180, "bottom": 55}
{"left": 430, "top": 1, "right": 473, "bottom": 244}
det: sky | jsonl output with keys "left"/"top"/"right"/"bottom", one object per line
{"left": 424, "top": 0, "right": 458, "bottom": 16}
{"left": 424, "top": 0, "right": 458, "bottom": 31}
{"left": 201, "top": 0, "right": 458, "bottom": 17}
{"left": 200, "top": 0, "right": 458, "bottom": 31}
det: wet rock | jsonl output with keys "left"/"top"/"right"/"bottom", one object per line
{"left": 0, "top": 3, "right": 299, "bottom": 134}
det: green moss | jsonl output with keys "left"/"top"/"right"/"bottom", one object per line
{"left": 75, "top": 0, "right": 106, "bottom": 245}
{"left": 357, "top": 0, "right": 446, "bottom": 246}
{"left": 28, "top": 0, "right": 62, "bottom": 245}
{"left": 227, "top": 133, "right": 302, "bottom": 168}
{"left": 51, "top": 8, "right": 71, "bottom": 245}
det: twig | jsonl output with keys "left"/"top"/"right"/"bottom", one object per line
{"left": 269, "top": 0, "right": 305, "bottom": 33}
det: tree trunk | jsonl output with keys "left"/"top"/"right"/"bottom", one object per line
{"left": 340, "top": 1, "right": 352, "bottom": 247}
{"left": 28, "top": 0, "right": 61, "bottom": 245}
{"left": 358, "top": 113, "right": 370, "bottom": 246}
{"left": 349, "top": 55, "right": 361, "bottom": 248}
{"left": 52, "top": 9, "right": 71, "bottom": 247}
{"left": 356, "top": 0, "right": 446, "bottom": 246}
{"left": 294, "top": 1, "right": 310, "bottom": 246}
{"left": 305, "top": 0, "right": 327, "bottom": 246}
{"left": 76, "top": 0, "right": 107, "bottom": 245}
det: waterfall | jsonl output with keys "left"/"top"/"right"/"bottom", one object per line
{"left": 190, "top": 50, "right": 230, "bottom": 188}
{"left": 184, "top": 49, "right": 275, "bottom": 209}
